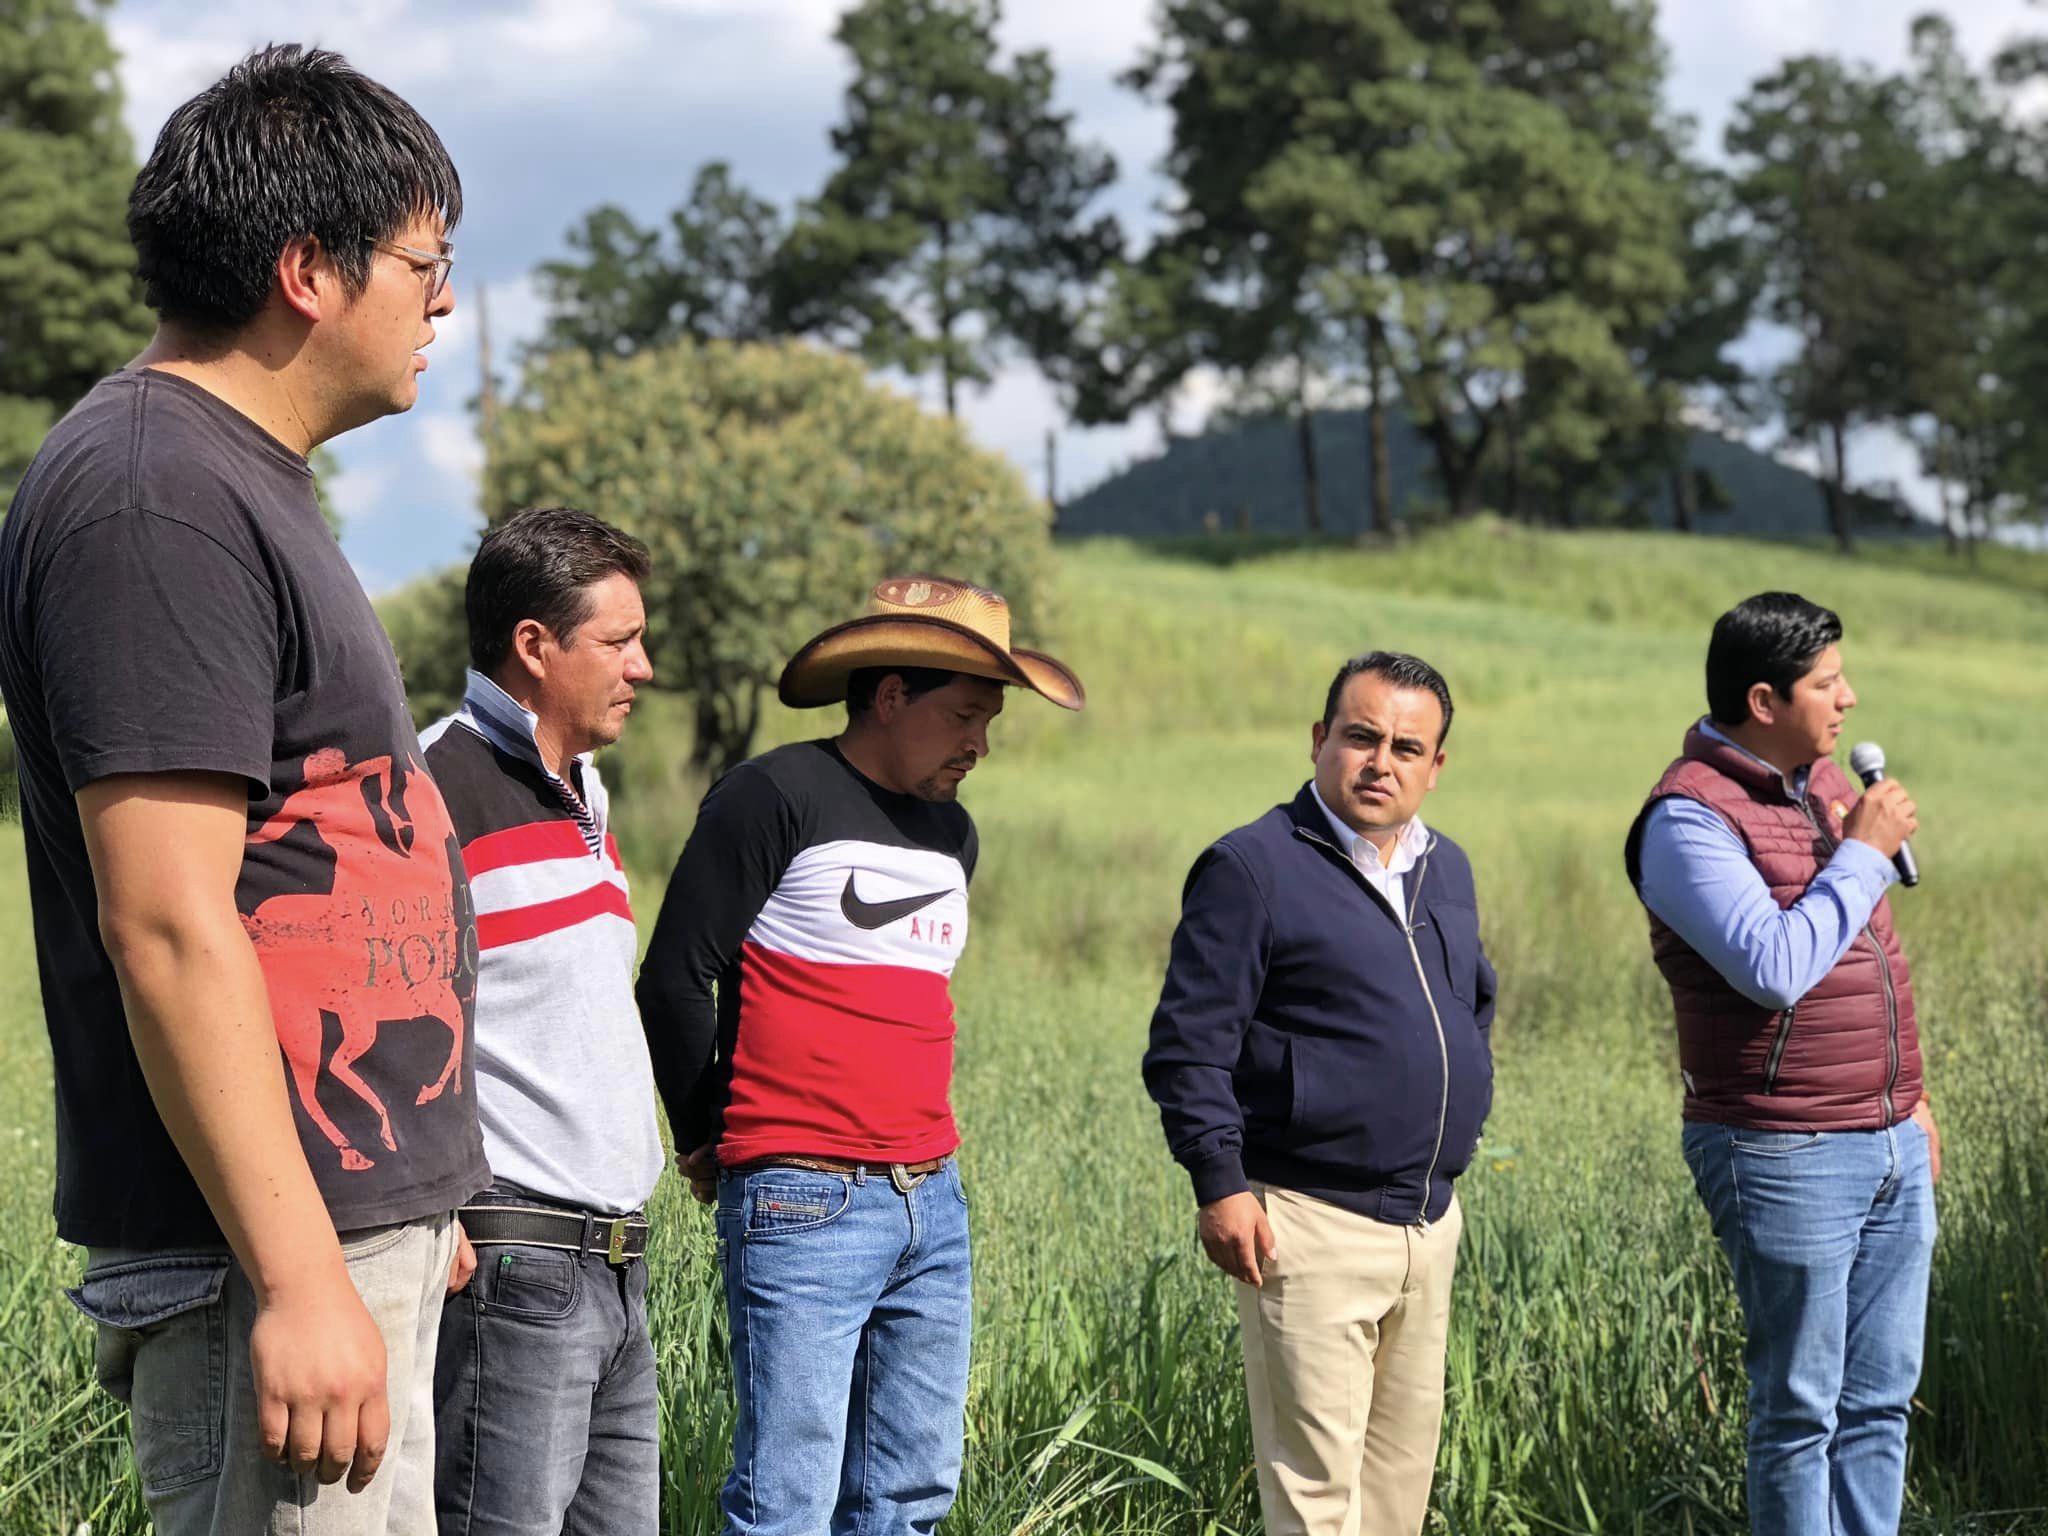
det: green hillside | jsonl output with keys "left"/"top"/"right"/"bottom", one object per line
{"left": 1058, "top": 409, "right": 1945, "bottom": 542}
{"left": 2, "top": 527, "right": 2044, "bottom": 1533}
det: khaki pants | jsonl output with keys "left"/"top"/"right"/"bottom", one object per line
{"left": 77, "top": 1214, "right": 457, "bottom": 1536}
{"left": 1236, "top": 1184, "right": 1463, "bottom": 1536}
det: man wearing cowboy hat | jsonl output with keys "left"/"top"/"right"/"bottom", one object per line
{"left": 636, "top": 575, "right": 1082, "bottom": 1536}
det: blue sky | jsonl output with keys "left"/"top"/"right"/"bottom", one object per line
{"left": 107, "top": 0, "right": 2041, "bottom": 592}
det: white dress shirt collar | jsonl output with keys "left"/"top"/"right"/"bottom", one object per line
{"left": 1310, "top": 781, "right": 1431, "bottom": 876}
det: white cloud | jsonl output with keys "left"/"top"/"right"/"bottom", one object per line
{"left": 995, "top": 0, "right": 1154, "bottom": 71}
{"left": 418, "top": 413, "right": 486, "bottom": 480}
{"left": 325, "top": 455, "right": 399, "bottom": 528}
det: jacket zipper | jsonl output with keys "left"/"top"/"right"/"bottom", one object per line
{"left": 1399, "top": 844, "right": 1449, "bottom": 1235}
{"left": 1797, "top": 794, "right": 1900, "bottom": 1123}
{"left": 1294, "top": 827, "right": 1451, "bottom": 1233}
{"left": 1763, "top": 1003, "right": 1795, "bottom": 1096}
{"left": 1874, "top": 929, "right": 1900, "bottom": 1125}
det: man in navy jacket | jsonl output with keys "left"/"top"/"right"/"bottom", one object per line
{"left": 1144, "top": 651, "right": 1496, "bottom": 1536}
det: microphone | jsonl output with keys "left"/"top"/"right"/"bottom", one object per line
{"left": 1848, "top": 741, "right": 1918, "bottom": 888}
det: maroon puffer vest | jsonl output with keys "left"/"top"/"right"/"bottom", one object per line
{"left": 1624, "top": 726, "right": 1920, "bottom": 1131}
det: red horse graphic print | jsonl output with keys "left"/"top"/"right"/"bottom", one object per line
{"left": 243, "top": 748, "right": 472, "bottom": 1172}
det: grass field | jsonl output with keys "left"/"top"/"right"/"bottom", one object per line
{"left": 3, "top": 520, "right": 2046, "bottom": 1533}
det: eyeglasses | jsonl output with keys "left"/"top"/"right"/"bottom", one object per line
{"left": 370, "top": 238, "right": 454, "bottom": 304}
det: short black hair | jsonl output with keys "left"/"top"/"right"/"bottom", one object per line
{"left": 845, "top": 667, "right": 964, "bottom": 719}
{"left": 466, "top": 507, "right": 651, "bottom": 673}
{"left": 128, "top": 44, "right": 463, "bottom": 330}
{"left": 1322, "top": 651, "right": 1454, "bottom": 746}
{"left": 1705, "top": 593, "right": 1844, "bottom": 726}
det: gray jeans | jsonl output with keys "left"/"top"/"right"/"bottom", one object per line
{"left": 73, "top": 1213, "right": 458, "bottom": 1536}
{"left": 433, "top": 1188, "right": 658, "bottom": 1534}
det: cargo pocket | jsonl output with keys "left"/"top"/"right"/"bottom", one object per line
{"left": 68, "top": 1255, "right": 230, "bottom": 1495}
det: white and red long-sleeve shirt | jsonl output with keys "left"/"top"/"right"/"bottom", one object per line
{"left": 422, "top": 671, "right": 664, "bottom": 1215}
{"left": 636, "top": 739, "right": 978, "bottom": 1166}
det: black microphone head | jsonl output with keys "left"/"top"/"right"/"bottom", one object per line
{"left": 1849, "top": 741, "right": 1886, "bottom": 782}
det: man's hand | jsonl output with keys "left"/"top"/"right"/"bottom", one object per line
{"left": 447, "top": 1222, "right": 476, "bottom": 1294}
{"left": 681, "top": 1141, "right": 718, "bottom": 1205}
{"left": 1843, "top": 778, "right": 1918, "bottom": 860}
{"left": 250, "top": 1270, "right": 390, "bottom": 1491}
{"left": 1198, "top": 1191, "right": 1276, "bottom": 1286}
{"left": 1912, "top": 1097, "right": 1942, "bottom": 1184}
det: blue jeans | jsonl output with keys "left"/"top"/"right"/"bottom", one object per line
{"left": 1682, "top": 1120, "right": 1936, "bottom": 1536}
{"left": 714, "top": 1159, "right": 972, "bottom": 1536}
{"left": 433, "top": 1189, "right": 658, "bottom": 1534}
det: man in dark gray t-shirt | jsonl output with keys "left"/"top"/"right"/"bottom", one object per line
{"left": 0, "top": 45, "right": 481, "bottom": 1535}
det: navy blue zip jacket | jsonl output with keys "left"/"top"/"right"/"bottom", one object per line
{"left": 1143, "top": 785, "right": 1497, "bottom": 1226}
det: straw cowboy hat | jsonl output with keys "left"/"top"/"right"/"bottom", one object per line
{"left": 778, "top": 574, "right": 1085, "bottom": 711}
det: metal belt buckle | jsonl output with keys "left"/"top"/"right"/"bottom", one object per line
{"left": 605, "top": 1217, "right": 629, "bottom": 1265}
{"left": 888, "top": 1163, "right": 929, "bottom": 1194}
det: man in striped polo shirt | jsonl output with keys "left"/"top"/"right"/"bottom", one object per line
{"left": 638, "top": 576, "right": 1084, "bottom": 1536}
{"left": 421, "top": 507, "right": 664, "bottom": 1533}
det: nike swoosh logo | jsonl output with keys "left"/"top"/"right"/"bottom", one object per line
{"left": 840, "top": 873, "right": 953, "bottom": 930}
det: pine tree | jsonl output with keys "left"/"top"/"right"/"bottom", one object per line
{"left": 0, "top": 0, "right": 153, "bottom": 504}
{"left": 771, "top": 0, "right": 1119, "bottom": 417}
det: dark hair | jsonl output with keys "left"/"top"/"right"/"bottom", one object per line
{"left": 466, "top": 507, "right": 651, "bottom": 673}
{"left": 1322, "top": 651, "right": 1455, "bottom": 746}
{"left": 845, "top": 667, "right": 963, "bottom": 718}
{"left": 128, "top": 44, "right": 463, "bottom": 330}
{"left": 1705, "top": 593, "right": 1844, "bottom": 725}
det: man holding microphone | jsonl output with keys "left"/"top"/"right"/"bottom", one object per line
{"left": 1625, "top": 592, "right": 1939, "bottom": 1536}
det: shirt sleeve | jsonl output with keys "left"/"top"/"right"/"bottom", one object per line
{"left": 34, "top": 510, "right": 277, "bottom": 793}
{"left": 1142, "top": 841, "right": 1272, "bottom": 1206}
{"left": 634, "top": 763, "right": 799, "bottom": 1151}
{"left": 1636, "top": 797, "right": 1896, "bottom": 1010}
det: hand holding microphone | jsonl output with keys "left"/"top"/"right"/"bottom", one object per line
{"left": 1845, "top": 742, "right": 1919, "bottom": 887}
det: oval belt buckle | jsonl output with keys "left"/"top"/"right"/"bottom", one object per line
{"left": 889, "top": 1163, "right": 929, "bottom": 1194}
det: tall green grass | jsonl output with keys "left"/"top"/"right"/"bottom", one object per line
{"left": 3, "top": 523, "right": 2044, "bottom": 1533}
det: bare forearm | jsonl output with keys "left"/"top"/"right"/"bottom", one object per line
{"left": 107, "top": 910, "right": 346, "bottom": 1301}
{"left": 81, "top": 772, "right": 388, "bottom": 1485}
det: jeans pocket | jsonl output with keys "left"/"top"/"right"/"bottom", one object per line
{"left": 743, "top": 1172, "right": 852, "bottom": 1238}
{"left": 474, "top": 1245, "right": 580, "bottom": 1320}
{"left": 1730, "top": 1128, "right": 1825, "bottom": 1157}
{"left": 69, "top": 1255, "right": 230, "bottom": 1495}
{"left": 337, "top": 1221, "right": 412, "bottom": 1262}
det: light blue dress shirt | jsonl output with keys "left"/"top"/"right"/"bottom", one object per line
{"left": 1636, "top": 720, "right": 1896, "bottom": 1011}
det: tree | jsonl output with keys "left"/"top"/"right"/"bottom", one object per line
{"left": 374, "top": 565, "right": 469, "bottom": 726}
{"left": 486, "top": 338, "right": 1052, "bottom": 775}
{"left": 1728, "top": 57, "right": 1922, "bottom": 554}
{"left": 1893, "top": 15, "right": 2012, "bottom": 558}
{"left": 1989, "top": 31, "right": 2048, "bottom": 535}
{"left": 533, "top": 162, "right": 786, "bottom": 360}
{"left": 771, "top": 0, "right": 1120, "bottom": 417}
{"left": 1622, "top": 159, "right": 1762, "bottom": 533}
{"left": 0, "top": 0, "right": 153, "bottom": 503}
{"left": 1129, "top": 0, "right": 1687, "bottom": 523}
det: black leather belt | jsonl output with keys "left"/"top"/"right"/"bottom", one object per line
{"left": 458, "top": 1204, "right": 649, "bottom": 1265}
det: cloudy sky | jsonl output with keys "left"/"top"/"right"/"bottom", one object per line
{"left": 107, "top": 0, "right": 2041, "bottom": 592}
